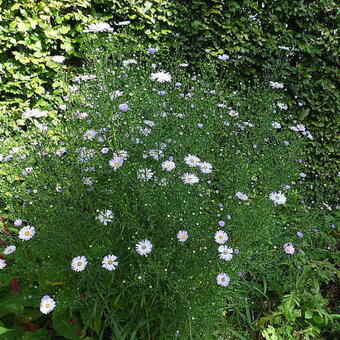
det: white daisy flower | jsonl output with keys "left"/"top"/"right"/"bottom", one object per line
{"left": 218, "top": 245, "right": 233, "bottom": 261}
{"left": 296, "top": 124, "right": 306, "bottom": 132}
{"left": 3, "top": 245, "right": 16, "bottom": 255}
{"left": 184, "top": 154, "right": 201, "bottom": 167}
{"left": 283, "top": 242, "right": 295, "bottom": 255}
{"left": 14, "top": 219, "right": 23, "bottom": 227}
{"left": 83, "top": 129, "right": 97, "bottom": 140}
{"left": 161, "top": 160, "right": 176, "bottom": 171}
{"left": 228, "top": 108, "right": 239, "bottom": 117}
{"left": 22, "top": 167, "right": 33, "bottom": 176}
{"left": 84, "top": 22, "right": 113, "bottom": 33}
{"left": 272, "top": 122, "right": 282, "bottom": 129}
{"left": 71, "top": 256, "right": 88, "bottom": 272}
{"left": 149, "top": 149, "right": 164, "bottom": 160}
{"left": 137, "top": 126, "right": 152, "bottom": 136}
{"left": 269, "top": 191, "right": 287, "bottom": 205}
{"left": 243, "top": 121, "right": 254, "bottom": 127}
{"left": 122, "top": 59, "right": 137, "bottom": 66}
{"left": 0, "top": 259, "right": 7, "bottom": 270}
{"left": 136, "top": 240, "right": 153, "bottom": 256}
{"left": 218, "top": 54, "right": 230, "bottom": 61}
{"left": 137, "top": 168, "right": 154, "bottom": 181}
{"left": 214, "top": 230, "right": 228, "bottom": 244}
{"left": 56, "top": 147, "right": 67, "bottom": 156}
{"left": 235, "top": 192, "right": 249, "bottom": 201}
{"left": 199, "top": 162, "right": 213, "bottom": 174}
{"left": 22, "top": 108, "right": 47, "bottom": 119}
{"left": 177, "top": 230, "right": 189, "bottom": 242}
{"left": 51, "top": 55, "right": 65, "bottom": 63}
{"left": 277, "top": 103, "right": 288, "bottom": 110}
{"left": 76, "top": 111, "right": 88, "bottom": 120}
{"left": 216, "top": 273, "right": 230, "bottom": 287}
{"left": 109, "top": 90, "right": 124, "bottom": 99}
{"left": 73, "top": 74, "right": 96, "bottom": 82}
{"left": 69, "top": 85, "right": 79, "bottom": 92}
{"left": 97, "top": 210, "right": 114, "bottom": 225}
{"left": 19, "top": 226, "right": 36, "bottom": 241}
{"left": 143, "top": 120, "right": 155, "bottom": 127}
{"left": 181, "top": 173, "right": 199, "bottom": 185}
{"left": 150, "top": 70, "right": 172, "bottom": 83}
{"left": 269, "top": 81, "right": 284, "bottom": 89}
{"left": 114, "top": 150, "right": 128, "bottom": 160}
{"left": 102, "top": 255, "right": 118, "bottom": 271}
{"left": 109, "top": 157, "right": 124, "bottom": 170}
{"left": 40, "top": 295, "right": 56, "bottom": 314}
{"left": 116, "top": 20, "right": 131, "bottom": 26}
{"left": 82, "top": 178, "right": 93, "bottom": 186}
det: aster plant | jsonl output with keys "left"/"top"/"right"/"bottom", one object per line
{"left": 0, "top": 37, "right": 322, "bottom": 338}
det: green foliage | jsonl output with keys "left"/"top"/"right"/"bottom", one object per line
{"left": 1, "top": 42, "right": 328, "bottom": 338}
{"left": 85, "top": 0, "right": 339, "bottom": 203}
{"left": 219, "top": 210, "right": 339, "bottom": 339}
{"left": 0, "top": 0, "right": 86, "bottom": 105}
{"left": 0, "top": 0, "right": 107, "bottom": 160}
{"left": 260, "top": 273, "right": 340, "bottom": 340}
{"left": 1, "top": 0, "right": 338, "bottom": 203}
{"left": 0, "top": 0, "right": 338, "bottom": 338}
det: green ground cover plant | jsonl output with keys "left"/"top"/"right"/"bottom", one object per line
{"left": 0, "top": 35, "right": 338, "bottom": 339}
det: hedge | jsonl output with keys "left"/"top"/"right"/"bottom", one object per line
{"left": 0, "top": 0, "right": 338, "bottom": 206}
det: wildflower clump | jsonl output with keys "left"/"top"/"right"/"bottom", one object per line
{"left": 1, "top": 40, "right": 315, "bottom": 337}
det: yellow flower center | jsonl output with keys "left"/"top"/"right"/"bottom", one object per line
{"left": 108, "top": 260, "right": 113, "bottom": 265}
{"left": 25, "top": 231, "right": 30, "bottom": 236}
{"left": 77, "top": 262, "right": 82, "bottom": 266}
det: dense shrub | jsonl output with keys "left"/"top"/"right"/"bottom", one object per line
{"left": 0, "top": 39, "right": 337, "bottom": 339}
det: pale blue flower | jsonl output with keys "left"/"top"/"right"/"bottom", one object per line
{"left": 119, "top": 103, "right": 129, "bottom": 112}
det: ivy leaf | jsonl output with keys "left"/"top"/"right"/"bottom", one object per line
{"left": 0, "top": 326, "right": 13, "bottom": 335}
{"left": 305, "top": 310, "right": 313, "bottom": 319}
